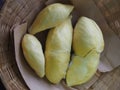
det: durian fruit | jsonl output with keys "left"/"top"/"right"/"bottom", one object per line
{"left": 66, "top": 17, "right": 104, "bottom": 86}
{"left": 29, "top": 3, "right": 74, "bottom": 34}
{"left": 22, "top": 34, "right": 45, "bottom": 78}
{"left": 66, "top": 50, "right": 100, "bottom": 86}
{"left": 45, "top": 17, "right": 73, "bottom": 84}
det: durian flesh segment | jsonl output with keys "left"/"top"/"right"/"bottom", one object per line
{"left": 29, "top": 3, "right": 74, "bottom": 34}
{"left": 22, "top": 34, "right": 45, "bottom": 78}
{"left": 45, "top": 18, "right": 73, "bottom": 84}
{"left": 45, "top": 52, "right": 70, "bottom": 83}
{"left": 73, "top": 17, "right": 104, "bottom": 57}
{"left": 66, "top": 50, "right": 100, "bottom": 86}
{"left": 66, "top": 17, "right": 104, "bottom": 86}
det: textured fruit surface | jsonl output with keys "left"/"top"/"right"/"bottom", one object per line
{"left": 29, "top": 3, "right": 74, "bottom": 34}
{"left": 22, "top": 34, "right": 45, "bottom": 78}
{"left": 45, "top": 18, "right": 73, "bottom": 84}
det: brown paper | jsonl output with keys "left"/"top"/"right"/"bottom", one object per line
{"left": 14, "top": 0, "right": 120, "bottom": 90}
{"left": 14, "top": 23, "right": 101, "bottom": 90}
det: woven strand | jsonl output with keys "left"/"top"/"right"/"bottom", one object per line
{"left": 0, "top": 0, "right": 45, "bottom": 89}
{"left": 93, "top": 0, "right": 120, "bottom": 38}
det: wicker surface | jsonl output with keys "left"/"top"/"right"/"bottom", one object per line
{"left": 0, "top": 0, "right": 120, "bottom": 90}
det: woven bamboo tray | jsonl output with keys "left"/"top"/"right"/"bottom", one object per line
{"left": 0, "top": 0, "right": 120, "bottom": 90}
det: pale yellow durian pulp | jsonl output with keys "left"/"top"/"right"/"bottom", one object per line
{"left": 66, "top": 50, "right": 100, "bottom": 86}
{"left": 45, "top": 18, "right": 73, "bottom": 84}
{"left": 66, "top": 17, "right": 104, "bottom": 86}
{"left": 29, "top": 3, "right": 74, "bottom": 34}
{"left": 73, "top": 17, "right": 104, "bottom": 57}
{"left": 22, "top": 34, "right": 45, "bottom": 78}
